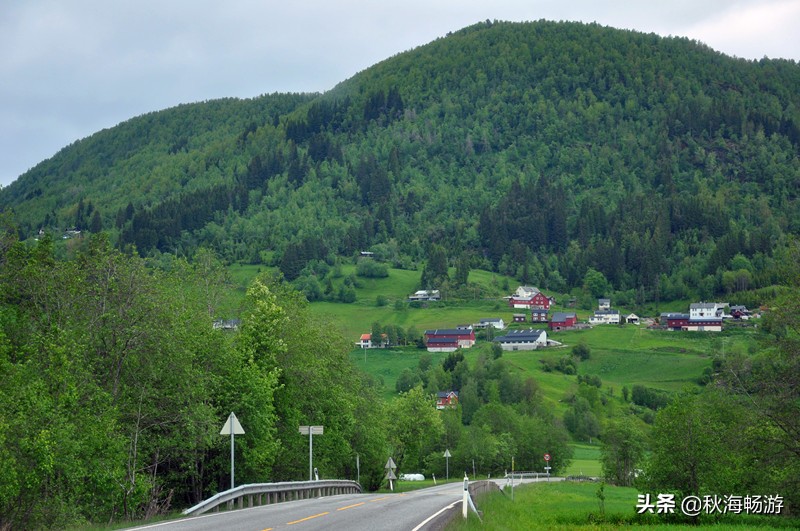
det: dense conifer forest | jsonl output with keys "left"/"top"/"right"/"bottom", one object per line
{"left": 1, "top": 20, "right": 799, "bottom": 528}
{"left": 2, "top": 20, "right": 798, "bottom": 303}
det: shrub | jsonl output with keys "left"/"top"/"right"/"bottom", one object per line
{"left": 356, "top": 259, "right": 389, "bottom": 278}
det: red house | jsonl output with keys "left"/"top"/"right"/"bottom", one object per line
{"left": 508, "top": 287, "right": 552, "bottom": 310}
{"left": 662, "top": 313, "right": 690, "bottom": 330}
{"left": 436, "top": 391, "right": 459, "bottom": 410}
{"left": 549, "top": 312, "right": 577, "bottom": 331}
{"left": 509, "top": 293, "right": 552, "bottom": 310}
{"left": 531, "top": 309, "right": 549, "bottom": 322}
{"left": 424, "top": 328, "right": 476, "bottom": 352}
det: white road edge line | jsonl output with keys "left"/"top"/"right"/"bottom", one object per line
{"left": 411, "top": 501, "right": 459, "bottom": 531}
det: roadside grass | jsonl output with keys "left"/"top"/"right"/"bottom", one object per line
{"left": 448, "top": 481, "right": 798, "bottom": 530}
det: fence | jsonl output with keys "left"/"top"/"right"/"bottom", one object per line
{"left": 182, "top": 480, "right": 362, "bottom": 516}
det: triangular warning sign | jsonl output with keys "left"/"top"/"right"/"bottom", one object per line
{"left": 220, "top": 412, "right": 245, "bottom": 435}
{"left": 385, "top": 457, "right": 396, "bottom": 470}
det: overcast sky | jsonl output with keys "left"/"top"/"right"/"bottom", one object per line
{"left": 2, "top": 0, "right": 799, "bottom": 188}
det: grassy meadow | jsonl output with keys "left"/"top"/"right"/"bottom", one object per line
{"left": 228, "top": 263, "right": 760, "bottom": 483}
{"left": 447, "top": 481, "right": 797, "bottom": 530}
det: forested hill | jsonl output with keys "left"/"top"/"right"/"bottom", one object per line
{"left": 2, "top": 20, "right": 799, "bottom": 302}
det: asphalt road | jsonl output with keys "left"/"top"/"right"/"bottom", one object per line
{"left": 126, "top": 477, "right": 560, "bottom": 531}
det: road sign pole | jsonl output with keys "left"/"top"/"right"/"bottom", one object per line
{"left": 543, "top": 452, "right": 552, "bottom": 482}
{"left": 220, "top": 412, "right": 245, "bottom": 490}
{"left": 299, "top": 426, "right": 324, "bottom": 481}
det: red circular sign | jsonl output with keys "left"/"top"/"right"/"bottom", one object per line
{"left": 544, "top": 453, "right": 551, "bottom": 461}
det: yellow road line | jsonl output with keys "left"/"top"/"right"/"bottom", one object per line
{"left": 287, "top": 512, "right": 329, "bottom": 525}
{"left": 337, "top": 502, "right": 365, "bottom": 511}
{"left": 370, "top": 496, "right": 391, "bottom": 502}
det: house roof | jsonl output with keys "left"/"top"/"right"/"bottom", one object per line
{"left": 360, "top": 333, "right": 371, "bottom": 340}
{"left": 437, "top": 391, "right": 459, "bottom": 398}
{"left": 690, "top": 302, "right": 719, "bottom": 310}
{"left": 593, "top": 310, "right": 620, "bottom": 316}
{"left": 551, "top": 312, "right": 576, "bottom": 322}
{"left": 661, "top": 313, "right": 689, "bottom": 319}
{"left": 480, "top": 318, "right": 503, "bottom": 323}
{"left": 494, "top": 329, "right": 546, "bottom": 343}
{"left": 425, "top": 328, "right": 473, "bottom": 336}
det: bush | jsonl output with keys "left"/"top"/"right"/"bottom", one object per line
{"left": 572, "top": 343, "right": 591, "bottom": 360}
{"left": 356, "top": 259, "right": 389, "bottom": 278}
{"left": 631, "top": 384, "right": 669, "bottom": 410}
{"left": 578, "top": 374, "right": 602, "bottom": 388}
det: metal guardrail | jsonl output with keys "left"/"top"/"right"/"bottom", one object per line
{"left": 503, "top": 471, "right": 551, "bottom": 479}
{"left": 182, "top": 480, "right": 362, "bottom": 516}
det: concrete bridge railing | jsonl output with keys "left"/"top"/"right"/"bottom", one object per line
{"left": 182, "top": 480, "right": 362, "bottom": 516}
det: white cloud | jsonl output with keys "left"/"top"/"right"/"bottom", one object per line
{"left": 682, "top": 0, "right": 800, "bottom": 59}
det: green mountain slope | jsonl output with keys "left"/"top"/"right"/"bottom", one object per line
{"left": 2, "top": 20, "right": 799, "bottom": 302}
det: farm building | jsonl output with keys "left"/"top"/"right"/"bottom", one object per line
{"left": 424, "top": 328, "right": 476, "bottom": 352}
{"left": 493, "top": 329, "right": 548, "bottom": 351}
{"left": 549, "top": 312, "right": 578, "bottom": 331}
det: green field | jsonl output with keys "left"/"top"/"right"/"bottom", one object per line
{"left": 231, "top": 263, "right": 760, "bottom": 481}
{"left": 348, "top": 324, "right": 730, "bottom": 408}
{"left": 565, "top": 443, "right": 602, "bottom": 477}
{"left": 447, "top": 481, "right": 797, "bottom": 530}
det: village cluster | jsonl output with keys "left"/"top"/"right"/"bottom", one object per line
{"left": 357, "top": 286, "right": 757, "bottom": 353}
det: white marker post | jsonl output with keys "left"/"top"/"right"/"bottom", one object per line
{"left": 462, "top": 475, "right": 469, "bottom": 519}
{"left": 220, "top": 412, "right": 245, "bottom": 490}
{"left": 511, "top": 456, "right": 515, "bottom": 501}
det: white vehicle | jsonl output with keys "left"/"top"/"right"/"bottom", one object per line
{"left": 399, "top": 473, "right": 425, "bottom": 481}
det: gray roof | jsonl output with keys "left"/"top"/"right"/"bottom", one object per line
{"left": 690, "top": 302, "right": 719, "bottom": 310}
{"left": 425, "top": 329, "right": 472, "bottom": 336}
{"left": 494, "top": 329, "right": 546, "bottom": 343}
{"left": 689, "top": 317, "right": 723, "bottom": 323}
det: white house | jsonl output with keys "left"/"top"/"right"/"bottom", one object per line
{"left": 690, "top": 302, "right": 727, "bottom": 319}
{"left": 589, "top": 310, "right": 621, "bottom": 325}
{"left": 598, "top": 298, "right": 611, "bottom": 310}
{"left": 493, "top": 329, "right": 548, "bottom": 351}
{"left": 356, "top": 333, "right": 388, "bottom": 349}
{"left": 476, "top": 318, "right": 506, "bottom": 330}
{"left": 515, "top": 286, "right": 540, "bottom": 298}
{"left": 408, "top": 290, "right": 441, "bottom": 302}
{"left": 625, "top": 313, "right": 640, "bottom": 325}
